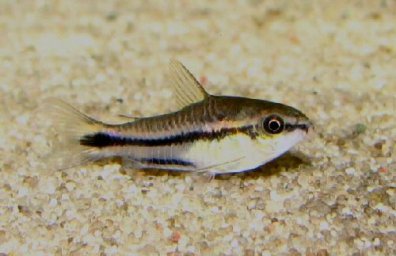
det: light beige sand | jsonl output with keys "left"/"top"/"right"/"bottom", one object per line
{"left": 1, "top": 1, "right": 395, "bottom": 255}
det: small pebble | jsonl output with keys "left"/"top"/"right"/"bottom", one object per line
{"left": 345, "top": 167, "right": 356, "bottom": 176}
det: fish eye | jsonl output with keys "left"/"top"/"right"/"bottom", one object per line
{"left": 263, "top": 115, "right": 284, "bottom": 134}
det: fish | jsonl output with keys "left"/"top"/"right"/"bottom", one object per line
{"left": 46, "top": 60, "right": 312, "bottom": 175}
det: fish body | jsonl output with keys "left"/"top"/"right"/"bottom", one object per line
{"left": 49, "top": 60, "right": 312, "bottom": 175}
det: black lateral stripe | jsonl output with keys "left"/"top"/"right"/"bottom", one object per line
{"left": 138, "top": 158, "right": 194, "bottom": 166}
{"left": 285, "top": 123, "right": 309, "bottom": 132}
{"left": 79, "top": 132, "right": 114, "bottom": 147}
{"left": 79, "top": 125, "right": 257, "bottom": 148}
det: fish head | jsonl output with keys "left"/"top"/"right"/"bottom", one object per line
{"left": 250, "top": 100, "right": 313, "bottom": 158}
{"left": 206, "top": 96, "right": 313, "bottom": 166}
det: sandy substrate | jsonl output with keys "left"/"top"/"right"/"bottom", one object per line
{"left": 1, "top": 0, "right": 395, "bottom": 255}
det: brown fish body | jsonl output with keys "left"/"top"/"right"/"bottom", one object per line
{"left": 48, "top": 61, "right": 312, "bottom": 174}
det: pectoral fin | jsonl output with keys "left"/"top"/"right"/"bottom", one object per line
{"left": 117, "top": 114, "right": 140, "bottom": 120}
{"left": 195, "top": 156, "right": 246, "bottom": 174}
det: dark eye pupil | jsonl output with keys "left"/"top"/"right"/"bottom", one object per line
{"left": 269, "top": 120, "right": 280, "bottom": 131}
{"left": 263, "top": 115, "right": 284, "bottom": 134}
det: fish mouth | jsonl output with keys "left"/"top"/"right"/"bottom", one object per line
{"left": 299, "top": 121, "right": 315, "bottom": 140}
{"left": 298, "top": 122, "right": 313, "bottom": 133}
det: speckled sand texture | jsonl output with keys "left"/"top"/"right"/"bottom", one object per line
{"left": 1, "top": 1, "right": 395, "bottom": 255}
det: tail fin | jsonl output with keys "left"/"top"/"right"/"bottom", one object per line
{"left": 42, "top": 98, "right": 105, "bottom": 171}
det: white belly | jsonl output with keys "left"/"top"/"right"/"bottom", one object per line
{"left": 103, "top": 130, "right": 305, "bottom": 174}
{"left": 182, "top": 134, "right": 265, "bottom": 174}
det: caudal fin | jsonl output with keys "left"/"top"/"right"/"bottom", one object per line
{"left": 42, "top": 98, "right": 105, "bottom": 170}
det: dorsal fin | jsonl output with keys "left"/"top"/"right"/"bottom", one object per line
{"left": 168, "top": 59, "right": 209, "bottom": 108}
